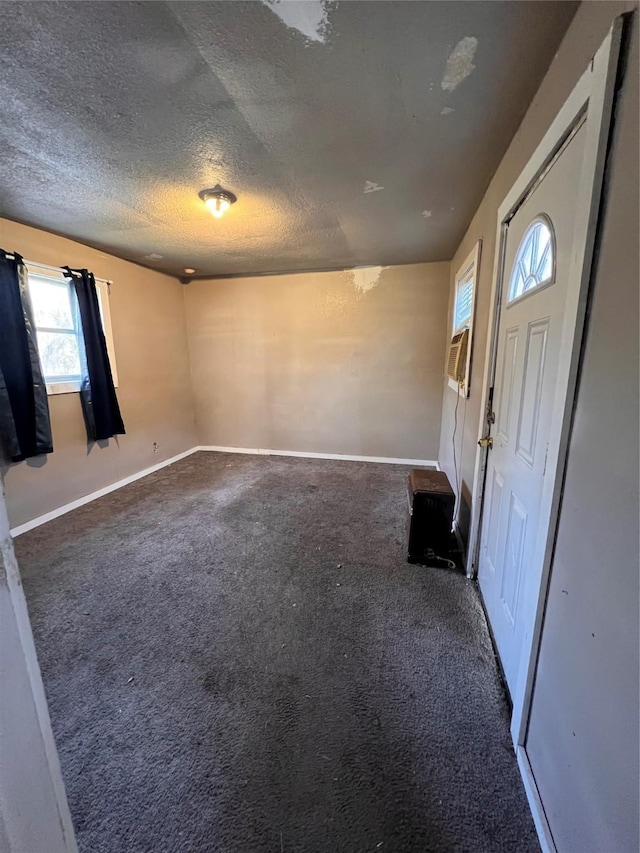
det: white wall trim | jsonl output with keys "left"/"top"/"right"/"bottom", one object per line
{"left": 10, "top": 445, "right": 437, "bottom": 537}
{"left": 9, "top": 447, "right": 200, "bottom": 537}
{"left": 197, "top": 445, "right": 439, "bottom": 469}
{"left": 517, "top": 746, "right": 557, "bottom": 853}
{"left": 1, "top": 493, "right": 78, "bottom": 851}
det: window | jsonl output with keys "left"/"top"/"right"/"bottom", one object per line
{"left": 454, "top": 270, "right": 474, "bottom": 333}
{"left": 27, "top": 268, "right": 118, "bottom": 395}
{"left": 449, "top": 241, "right": 481, "bottom": 396}
{"left": 29, "top": 274, "right": 81, "bottom": 389}
{"left": 507, "top": 215, "right": 555, "bottom": 304}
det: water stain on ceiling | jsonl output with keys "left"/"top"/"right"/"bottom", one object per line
{"left": 0, "top": 1, "right": 578, "bottom": 279}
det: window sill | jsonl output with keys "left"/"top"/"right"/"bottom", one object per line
{"left": 45, "top": 379, "right": 120, "bottom": 396}
{"left": 46, "top": 380, "right": 81, "bottom": 395}
{"left": 448, "top": 376, "right": 469, "bottom": 398}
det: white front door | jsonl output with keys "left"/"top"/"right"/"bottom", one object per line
{"left": 478, "top": 122, "right": 587, "bottom": 696}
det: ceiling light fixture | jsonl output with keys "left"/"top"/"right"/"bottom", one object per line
{"left": 198, "top": 185, "right": 237, "bottom": 218}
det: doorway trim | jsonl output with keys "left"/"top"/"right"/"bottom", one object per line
{"left": 465, "top": 13, "right": 623, "bottom": 791}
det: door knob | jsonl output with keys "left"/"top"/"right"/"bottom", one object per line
{"left": 478, "top": 436, "right": 493, "bottom": 449}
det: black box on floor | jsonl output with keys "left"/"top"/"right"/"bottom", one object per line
{"left": 406, "top": 469, "right": 455, "bottom": 566}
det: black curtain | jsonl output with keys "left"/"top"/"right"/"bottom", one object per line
{"left": 63, "top": 267, "right": 125, "bottom": 441}
{"left": 0, "top": 250, "right": 53, "bottom": 461}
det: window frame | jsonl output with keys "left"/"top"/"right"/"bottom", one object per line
{"left": 448, "top": 241, "right": 481, "bottom": 397}
{"left": 26, "top": 266, "right": 118, "bottom": 396}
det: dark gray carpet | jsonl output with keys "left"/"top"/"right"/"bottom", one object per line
{"left": 16, "top": 452, "right": 539, "bottom": 853}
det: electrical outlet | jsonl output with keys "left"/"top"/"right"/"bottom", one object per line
{"left": 153, "top": 442, "right": 159, "bottom": 453}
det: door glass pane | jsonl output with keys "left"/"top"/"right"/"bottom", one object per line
{"left": 507, "top": 217, "right": 555, "bottom": 304}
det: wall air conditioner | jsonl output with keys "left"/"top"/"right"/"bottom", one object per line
{"left": 447, "top": 328, "right": 469, "bottom": 384}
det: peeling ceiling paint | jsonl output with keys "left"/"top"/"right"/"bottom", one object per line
{"left": 350, "top": 265, "right": 386, "bottom": 295}
{"left": 421, "top": 210, "right": 432, "bottom": 219}
{"left": 441, "top": 36, "right": 478, "bottom": 92}
{"left": 260, "top": 0, "right": 331, "bottom": 43}
{"left": 440, "top": 107, "right": 455, "bottom": 115}
{"left": 0, "top": 1, "right": 578, "bottom": 278}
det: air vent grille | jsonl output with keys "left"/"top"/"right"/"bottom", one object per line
{"left": 447, "top": 329, "right": 469, "bottom": 383}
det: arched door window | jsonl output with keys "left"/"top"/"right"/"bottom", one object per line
{"left": 507, "top": 216, "right": 555, "bottom": 304}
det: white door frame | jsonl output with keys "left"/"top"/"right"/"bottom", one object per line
{"left": 465, "top": 18, "right": 623, "bottom": 771}
{"left": 0, "top": 481, "right": 77, "bottom": 851}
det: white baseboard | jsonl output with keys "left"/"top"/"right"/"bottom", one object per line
{"left": 9, "top": 447, "right": 200, "bottom": 537}
{"left": 516, "top": 746, "right": 556, "bottom": 853}
{"left": 10, "top": 444, "right": 439, "bottom": 538}
{"left": 196, "top": 445, "right": 439, "bottom": 469}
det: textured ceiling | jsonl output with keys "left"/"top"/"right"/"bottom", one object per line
{"left": 0, "top": 1, "right": 577, "bottom": 279}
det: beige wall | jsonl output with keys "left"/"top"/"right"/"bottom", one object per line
{"left": 1, "top": 219, "right": 197, "bottom": 528}
{"left": 185, "top": 263, "right": 450, "bottom": 460}
{"left": 438, "top": 0, "right": 638, "bottom": 539}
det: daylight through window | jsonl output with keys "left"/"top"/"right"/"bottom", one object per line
{"left": 454, "top": 273, "right": 474, "bottom": 332}
{"left": 508, "top": 216, "right": 555, "bottom": 304}
{"left": 27, "top": 269, "right": 117, "bottom": 394}
{"left": 29, "top": 274, "right": 82, "bottom": 385}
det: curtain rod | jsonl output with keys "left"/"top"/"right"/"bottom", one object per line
{"left": 4, "top": 254, "right": 112, "bottom": 286}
